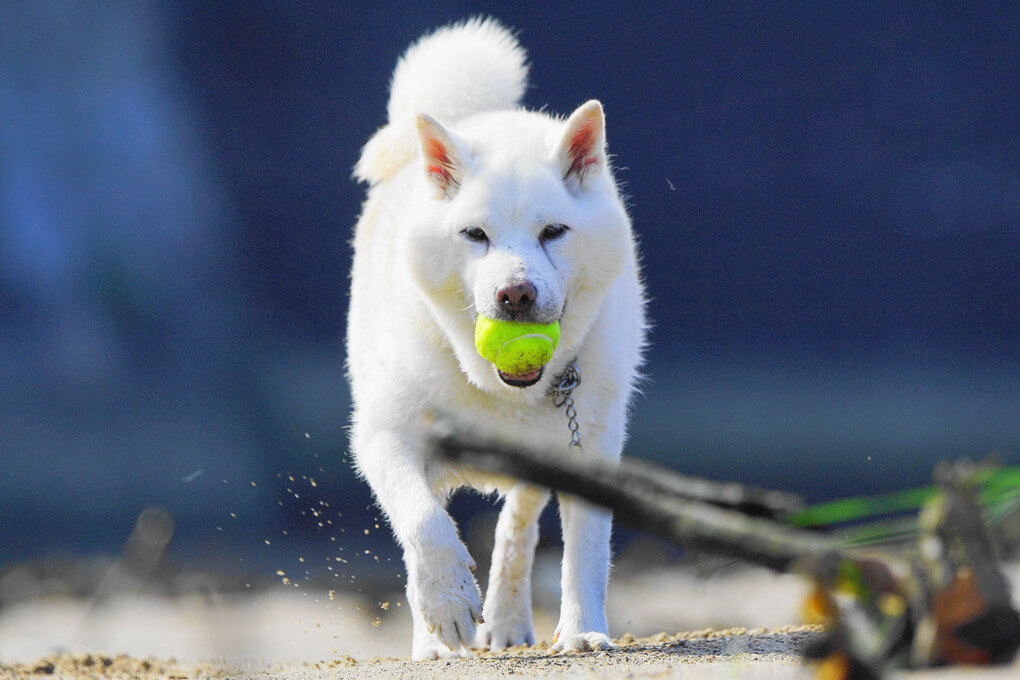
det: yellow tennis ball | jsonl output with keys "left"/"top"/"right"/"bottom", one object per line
{"left": 474, "top": 316, "right": 560, "bottom": 375}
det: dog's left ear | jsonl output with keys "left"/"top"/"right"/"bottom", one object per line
{"left": 557, "top": 100, "right": 606, "bottom": 193}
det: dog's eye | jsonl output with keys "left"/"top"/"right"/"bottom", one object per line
{"left": 540, "top": 223, "right": 569, "bottom": 242}
{"left": 461, "top": 227, "right": 489, "bottom": 243}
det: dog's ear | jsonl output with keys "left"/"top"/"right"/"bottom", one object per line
{"left": 557, "top": 100, "right": 606, "bottom": 193}
{"left": 416, "top": 114, "right": 469, "bottom": 199}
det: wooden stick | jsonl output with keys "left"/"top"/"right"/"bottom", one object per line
{"left": 429, "top": 418, "right": 837, "bottom": 572}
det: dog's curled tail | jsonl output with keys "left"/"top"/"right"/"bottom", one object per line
{"left": 354, "top": 17, "right": 528, "bottom": 184}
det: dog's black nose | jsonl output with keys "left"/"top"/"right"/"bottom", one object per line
{"left": 496, "top": 282, "right": 537, "bottom": 314}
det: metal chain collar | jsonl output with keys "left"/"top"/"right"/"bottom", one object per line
{"left": 549, "top": 360, "right": 582, "bottom": 448}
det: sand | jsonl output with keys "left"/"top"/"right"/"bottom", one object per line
{"left": 6, "top": 627, "right": 1020, "bottom": 680}
{"left": 0, "top": 628, "right": 820, "bottom": 680}
{"left": 2, "top": 564, "right": 1017, "bottom": 679}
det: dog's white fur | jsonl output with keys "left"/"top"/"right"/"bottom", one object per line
{"left": 348, "top": 18, "right": 646, "bottom": 659}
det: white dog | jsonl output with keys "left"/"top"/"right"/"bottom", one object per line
{"left": 348, "top": 18, "right": 645, "bottom": 659}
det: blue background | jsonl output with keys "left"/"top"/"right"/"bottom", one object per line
{"left": 1, "top": 2, "right": 1016, "bottom": 575}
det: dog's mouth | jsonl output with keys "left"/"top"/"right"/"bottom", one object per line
{"left": 497, "top": 367, "right": 544, "bottom": 388}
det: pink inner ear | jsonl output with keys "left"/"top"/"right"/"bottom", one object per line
{"left": 566, "top": 120, "right": 599, "bottom": 178}
{"left": 424, "top": 136, "right": 454, "bottom": 184}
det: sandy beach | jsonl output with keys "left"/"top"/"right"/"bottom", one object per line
{"left": 2, "top": 563, "right": 1017, "bottom": 679}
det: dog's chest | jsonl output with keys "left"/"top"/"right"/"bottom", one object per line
{"left": 426, "top": 378, "right": 574, "bottom": 452}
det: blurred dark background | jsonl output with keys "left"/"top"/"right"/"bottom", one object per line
{"left": 1, "top": 1, "right": 1016, "bottom": 582}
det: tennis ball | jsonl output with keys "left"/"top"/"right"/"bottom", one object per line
{"left": 474, "top": 316, "right": 560, "bottom": 375}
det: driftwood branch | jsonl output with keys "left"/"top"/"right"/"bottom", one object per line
{"left": 427, "top": 418, "right": 1020, "bottom": 674}
{"left": 428, "top": 417, "right": 836, "bottom": 573}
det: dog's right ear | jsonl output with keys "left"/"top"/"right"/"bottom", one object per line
{"left": 557, "top": 100, "right": 606, "bottom": 193}
{"left": 416, "top": 114, "right": 469, "bottom": 199}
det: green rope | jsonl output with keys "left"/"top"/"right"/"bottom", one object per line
{"left": 786, "top": 466, "right": 1020, "bottom": 528}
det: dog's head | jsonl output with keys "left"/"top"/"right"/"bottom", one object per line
{"left": 404, "top": 101, "right": 632, "bottom": 394}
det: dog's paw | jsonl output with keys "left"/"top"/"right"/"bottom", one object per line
{"left": 473, "top": 581, "right": 535, "bottom": 650}
{"left": 549, "top": 631, "right": 615, "bottom": 654}
{"left": 412, "top": 640, "right": 474, "bottom": 660}
{"left": 474, "top": 618, "right": 535, "bottom": 651}
{"left": 409, "top": 544, "right": 483, "bottom": 652}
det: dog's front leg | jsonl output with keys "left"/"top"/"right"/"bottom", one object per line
{"left": 475, "top": 483, "right": 550, "bottom": 650}
{"left": 354, "top": 427, "right": 482, "bottom": 659}
{"left": 551, "top": 493, "right": 615, "bottom": 652}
